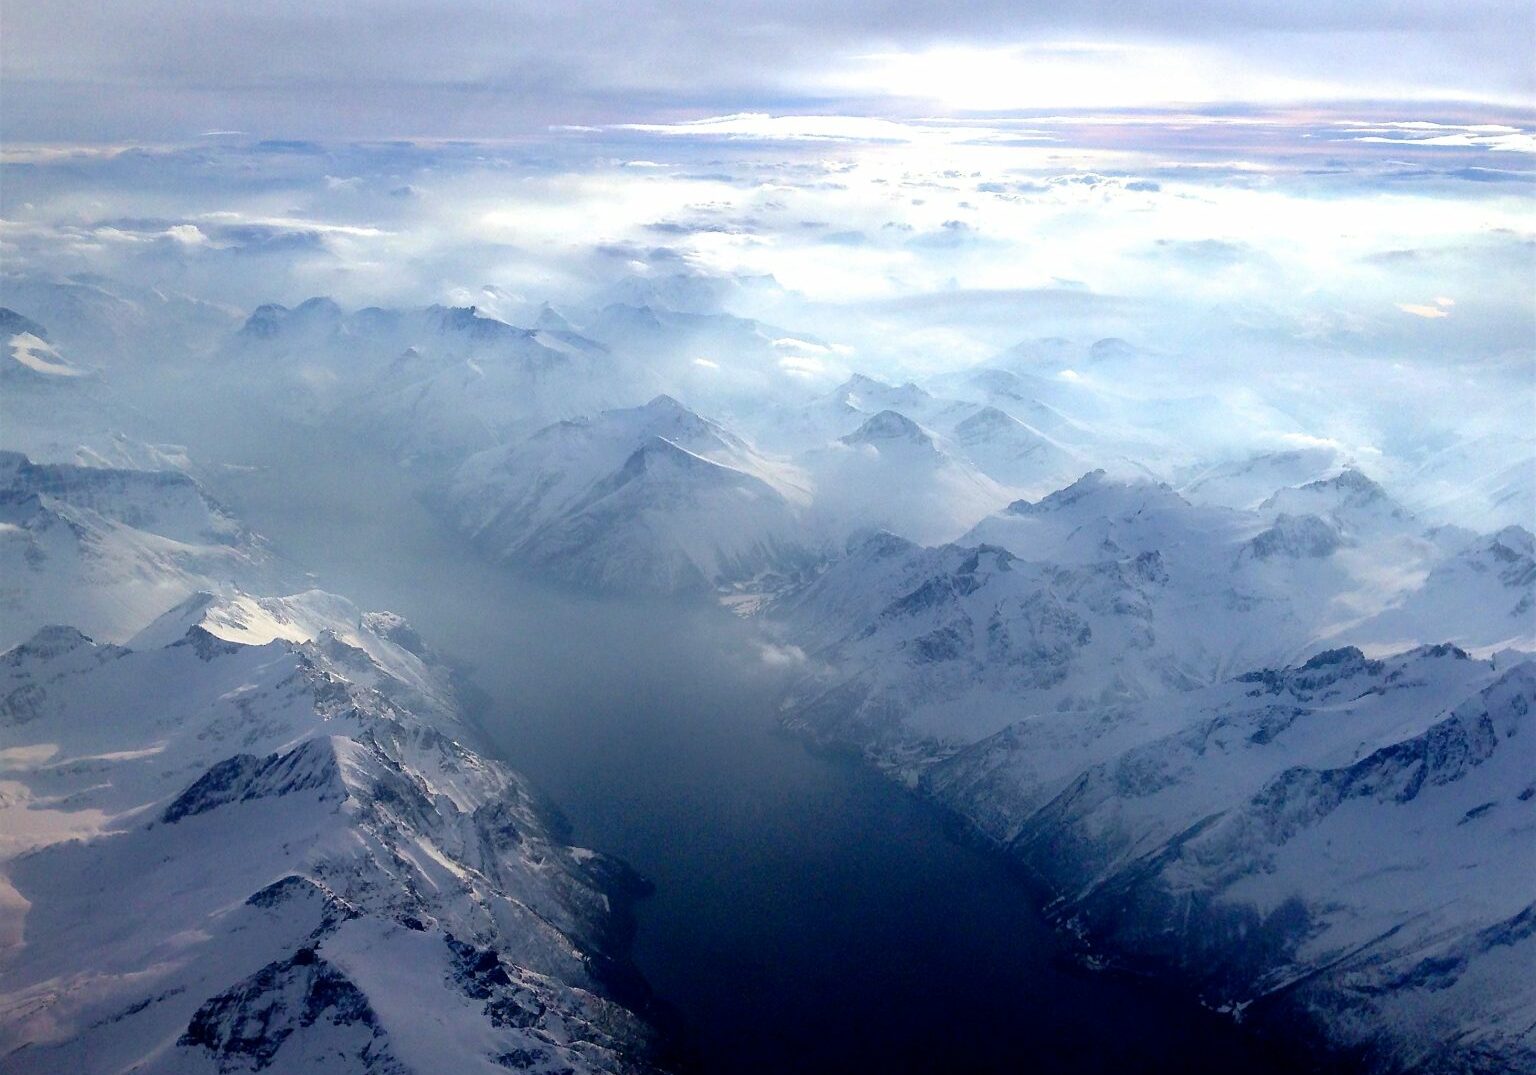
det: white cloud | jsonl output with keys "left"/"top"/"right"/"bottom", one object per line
{"left": 164, "top": 224, "right": 207, "bottom": 245}
{"left": 1398, "top": 302, "right": 1451, "bottom": 318}
{"left": 778, "top": 355, "right": 827, "bottom": 376}
{"left": 620, "top": 114, "right": 922, "bottom": 144}
{"left": 757, "top": 643, "right": 807, "bottom": 667}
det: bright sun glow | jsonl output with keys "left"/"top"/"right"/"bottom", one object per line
{"left": 828, "top": 42, "right": 1356, "bottom": 111}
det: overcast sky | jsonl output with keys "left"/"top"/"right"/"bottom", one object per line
{"left": 3, "top": 0, "right": 1533, "bottom": 141}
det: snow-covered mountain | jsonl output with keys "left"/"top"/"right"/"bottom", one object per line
{"left": 452, "top": 390, "right": 1061, "bottom": 593}
{"left": 924, "top": 645, "right": 1535, "bottom": 1073}
{"left": 582, "top": 302, "right": 810, "bottom": 388}
{"left": 932, "top": 367, "right": 1098, "bottom": 449}
{"left": 453, "top": 396, "right": 816, "bottom": 594}
{"left": 571, "top": 302, "right": 855, "bottom": 425}
{"left": 226, "top": 300, "right": 654, "bottom": 461}
{"left": 751, "top": 374, "right": 951, "bottom": 453}
{"left": 1178, "top": 447, "right": 1345, "bottom": 511}
{"left": 0, "top": 309, "right": 189, "bottom": 475}
{"left": 1396, "top": 395, "right": 1536, "bottom": 533}
{"left": 0, "top": 589, "right": 661, "bottom": 1073}
{"left": 771, "top": 529, "right": 1300, "bottom": 761}
{"left": 5, "top": 255, "right": 1528, "bottom": 1073}
{"left": 940, "top": 348, "right": 1122, "bottom": 433}
{"left": 800, "top": 410, "right": 1012, "bottom": 546}
{"left": 0, "top": 452, "right": 275, "bottom": 649}
{"left": 0, "top": 275, "right": 240, "bottom": 370}
{"left": 1351, "top": 525, "right": 1536, "bottom": 653}
{"left": 760, "top": 372, "right": 1086, "bottom": 498}
{"left": 1257, "top": 468, "right": 1415, "bottom": 535}
{"left": 947, "top": 406, "right": 1085, "bottom": 494}
{"left": 1, "top": 309, "right": 94, "bottom": 383}
{"left": 765, "top": 460, "right": 1536, "bottom": 1070}
{"left": 1414, "top": 446, "right": 1536, "bottom": 534}
{"left": 968, "top": 469, "right": 1521, "bottom": 652}
{"left": 774, "top": 469, "right": 1530, "bottom": 755}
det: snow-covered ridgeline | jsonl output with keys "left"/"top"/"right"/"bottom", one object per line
{"left": 0, "top": 447, "right": 665, "bottom": 1073}
{"left": 766, "top": 471, "right": 1536, "bottom": 1072}
{"left": 0, "top": 451, "right": 278, "bottom": 651}
{"left": 452, "top": 395, "right": 819, "bottom": 594}
{"left": 927, "top": 646, "right": 1535, "bottom": 1072}
{"left": 0, "top": 589, "right": 664, "bottom": 1074}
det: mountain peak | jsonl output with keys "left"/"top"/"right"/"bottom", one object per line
{"left": 1088, "top": 337, "right": 1136, "bottom": 363}
{"left": 424, "top": 303, "right": 479, "bottom": 327}
{"left": 534, "top": 302, "right": 574, "bottom": 332}
{"left": 1011, "top": 468, "right": 1106, "bottom": 509}
{"left": 237, "top": 303, "right": 288, "bottom": 338}
{"left": 599, "top": 302, "right": 664, "bottom": 330}
{"left": 641, "top": 393, "right": 694, "bottom": 418}
{"left": 954, "top": 406, "right": 1031, "bottom": 439}
{"left": 834, "top": 374, "right": 934, "bottom": 411}
{"left": 238, "top": 296, "right": 341, "bottom": 339}
{"left": 4, "top": 624, "right": 99, "bottom": 662}
{"left": 839, "top": 372, "right": 888, "bottom": 392}
{"left": 633, "top": 394, "right": 728, "bottom": 444}
{"left": 1243, "top": 512, "right": 1343, "bottom": 560}
{"left": 1260, "top": 466, "right": 1408, "bottom": 525}
{"left": 960, "top": 404, "right": 1015, "bottom": 425}
{"left": 293, "top": 296, "right": 342, "bottom": 319}
{"left": 846, "top": 528, "right": 919, "bottom": 558}
{"left": 842, "top": 410, "right": 933, "bottom": 448}
{"left": 966, "top": 368, "right": 1030, "bottom": 398}
{"left": 1008, "top": 469, "right": 1181, "bottom": 518}
{"left": 1310, "top": 466, "right": 1386, "bottom": 500}
{"left": 1492, "top": 525, "right": 1535, "bottom": 558}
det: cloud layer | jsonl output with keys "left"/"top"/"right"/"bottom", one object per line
{"left": 3, "top": 1, "right": 1533, "bottom": 140}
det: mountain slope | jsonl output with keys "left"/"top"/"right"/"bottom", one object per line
{"left": 512, "top": 437, "right": 814, "bottom": 594}
{"left": 1, "top": 309, "right": 94, "bottom": 383}
{"left": 1350, "top": 525, "right": 1536, "bottom": 653}
{"left": 775, "top": 468, "right": 1533, "bottom": 760}
{"left": 0, "top": 591, "right": 661, "bottom": 1074}
{"left": 0, "top": 452, "right": 275, "bottom": 649}
{"left": 0, "top": 309, "right": 191, "bottom": 477}
{"left": 800, "top": 410, "right": 1012, "bottom": 546}
{"left": 1178, "top": 447, "right": 1345, "bottom": 511}
{"left": 924, "top": 646, "right": 1535, "bottom": 1073}
{"left": 226, "top": 300, "right": 651, "bottom": 460}
{"left": 948, "top": 406, "right": 1086, "bottom": 494}
{"left": 453, "top": 396, "right": 815, "bottom": 594}
{"left": 767, "top": 462, "right": 1536, "bottom": 1072}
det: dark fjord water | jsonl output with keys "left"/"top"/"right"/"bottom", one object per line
{"left": 205, "top": 423, "right": 1321, "bottom": 1075}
